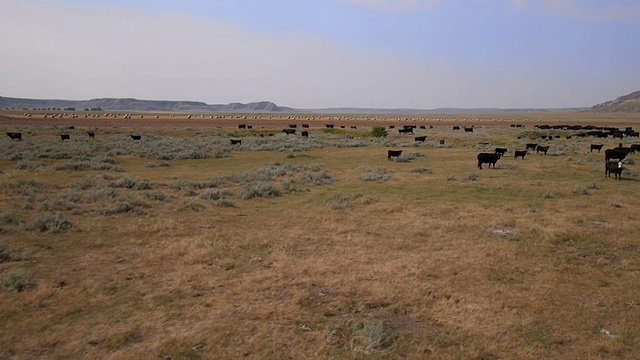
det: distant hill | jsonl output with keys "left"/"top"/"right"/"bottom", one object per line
{"left": 592, "top": 91, "right": 640, "bottom": 113}
{"left": 0, "top": 96, "right": 292, "bottom": 113}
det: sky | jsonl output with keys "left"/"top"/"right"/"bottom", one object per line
{"left": 1, "top": 0, "right": 639, "bottom": 109}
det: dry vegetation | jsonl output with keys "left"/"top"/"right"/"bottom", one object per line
{"left": 1, "top": 111, "right": 640, "bottom": 359}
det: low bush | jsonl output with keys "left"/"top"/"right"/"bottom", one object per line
{"left": 238, "top": 182, "right": 281, "bottom": 199}
{"left": 0, "top": 268, "right": 34, "bottom": 292}
{"left": 31, "top": 211, "right": 73, "bottom": 232}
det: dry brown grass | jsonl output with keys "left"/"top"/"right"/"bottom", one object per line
{"left": 1, "top": 112, "right": 640, "bottom": 359}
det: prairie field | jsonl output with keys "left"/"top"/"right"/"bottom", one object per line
{"left": 1, "top": 111, "right": 640, "bottom": 359}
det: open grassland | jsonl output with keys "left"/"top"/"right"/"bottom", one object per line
{"left": 1, "top": 113, "right": 640, "bottom": 359}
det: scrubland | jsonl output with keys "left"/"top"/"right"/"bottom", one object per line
{"left": 1, "top": 114, "right": 640, "bottom": 359}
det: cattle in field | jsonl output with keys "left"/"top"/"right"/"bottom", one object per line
{"left": 289, "top": 124, "right": 297, "bottom": 128}
{"left": 439, "top": 140, "right": 445, "bottom": 145}
{"left": 302, "top": 124, "right": 310, "bottom": 128}
{"left": 398, "top": 128, "right": 413, "bottom": 134}
{"left": 514, "top": 150, "right": 527, "bottom": 159}
{"left": 453, "top": 126, "right": 461, "bottom": 130}
{"left": 325, "top": 124, "right": 334, "bottom": 129}
{"left": 130, "top": 135, "right": 141, "bottom": 141}
{"left": 605, "top": 161, "right": 624, "bottom": 180}
{"left": 525, "top": 143, "right": 538, "bottom": 151}
{"left": 388, "top": 150, "right": 403, "bottom": 159}
{"left": 351, "top": 126, "right": 357, "bottom": 129}
{"left": 301, "top": 131, "right": 309, "bottom": 137}
{"left": 605, "top": 148, "right": 629, "bottom": 162}
{"left": 389, "top": 125, "right": 395, "bottom": 129}
{"left": 414, "top": 136, "right": 427, "bottom": 142}
{"left": 238, "top": 124, "right": 247, "bottom": 129}
{"left": 464, "top": 127, "right": 473, "bottom": 133}
{"left": 6, "top": 132, "right": 22, "bottom": 141}
{"left": 283, "top": 129, "right": 296, "bottom": 135}
{"left": 60, "top": 134, "right": 70, "bottom": 141}
{"left": 67, "top": 125, "right": 75, "bottom": 130}
{"left": 495, "top": 148, "right": 508, "bottom": 158}
{"left": 590, "top": 144, "right": 603, "bottom": 153}
{"left": 536, "top": 145, "right": 550, "bottom": 155}
{"left": 230, "top": 139, "right": 242, "bottom": 145}
{"left": 87, "top": 132, "right": 95, "bottom": 139}
{"left": 630, "top": 144, "right": 640, "bottom": 153}
{"left": 477, "top": 153, "right": 499, "bottom": 169}
{"left": 419, "top": 125, "right": 426, "bottom": 129}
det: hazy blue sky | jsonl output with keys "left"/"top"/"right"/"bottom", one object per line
{"left": 1, "top": 0, "right": 639, "bottom": 108}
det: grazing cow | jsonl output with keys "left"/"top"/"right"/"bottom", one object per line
{"left": 6, "top": 132, "right": 22, "bottom": 141}
{"left": 605, "top": 161, "right": 624, "bottom": 180}
{"left": 230, "top": 139, "right": 242, "bottom": 145}
{"left": 238, "top": 124, "right": 246, "bottom": 129}
{"left": 439, "top": 140, "right": 445, "bottom": 145}
{"left": 387, "top": 150, "right": 402, "bottom": 160}
{"left": 247, "top": 125, "right": 253, "bottom": 129}
{"left": 630, "top": 144, "right": 640, "bottom": 154}
{"left": 495, "top": 148, "right": 508, "bottom": 158}
{"left": 325, "top": 124, "right": 334, "bottom": 129}
{"left": 477, "top": 153, "right": 499, "bottom": 169}
{"left": 414, "top": 136, "right": 427, "bottom": 142}
{"left": 536, "top": 145, "right": 550, "bottom": 155}
{"left": 130, "top": 135, "right": 141, "bottom": 141}
{"left": 388, "top": 150, "right": 403, "bottom": 159}
{"left": 67, "top": 125, "right": 75, "bottom": 130}
{"left": 389, "top": 125, "right": 395, "bottom": 129}
{"left": 301, "top": 131, "right": 309, "bottom": 137}
{"left": 340, "top": 125, "right": 345, "bottom": 129}
{"left": 289, "top": 124, "right": 297, "bottom": 128}
{"left": 302, "top": 124, "right": 310, "bottom": 128}
{"left": 351, "top": 126, "right": 357, "bottom": 129}
{"left": 87, "top": 132, "right": 95, "bottom": 139}
{"left": 283, "top": 129, "right": 296, "bottom": 135}
{"left": 464, "top": 127, "right": 473, "bottom": 133}
{"left": 590, "top": 144, "right": 604, "bottom": 153}
{"left": 525, "top": 143, "right": 538, "bottom": 151}
{"left": 60, "top": 134, "right": 70, "bottom": 141}
{"left": 605, "top": 148, "right": 629, "bottom": 162}
{"left": 419, "top": 125, "right": 426, "bottom": 129}
{"left": 514, "top": 150, "right": 527, "bottom": 159}
{"left": 453, "top": 126, "right": 461, "bottom": 130}
{"left": 398, "top": 128, "right": 413, "bottom": 134}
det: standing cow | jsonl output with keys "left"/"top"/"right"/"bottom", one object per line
{"left": 477, "top": 153, "right": 499, "bottom": 169}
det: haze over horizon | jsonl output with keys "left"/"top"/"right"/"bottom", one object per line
{"left": 1, "top": 0, "right": 639, "bottom": 110}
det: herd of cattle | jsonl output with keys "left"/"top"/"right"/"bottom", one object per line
{"left": 5, "top": 121, "right": 639, "bottom": 181}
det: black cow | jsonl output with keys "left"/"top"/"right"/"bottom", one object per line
{"left": 605, "top": 148, "right": 629, "bottom": 162}
{"left": 477, "top": 153, "right": 499, "bottom": 169}
{"left": 301, "top": 131, "right": 309, "bottom": 137}
{"left": 67, "top": 126, "right": 75, "bottom": 130}
{"left": 60, "top": 134, "right": 70, "bottom": 141}
{"left": 525, "top": 143, "right": 538, "bottom": 151}
{"left": 87, "top": 132, "right": 95, "bottom": 139}
{"left": 630, "top": 144, "right": 640, "bottom": 153}
{"left": 398, "top": 128, "right": 413, "bottom": 134}
{"left": 464, "top": 127, "right": 473, "bottom": 133}
{"left": 289, "top": 124, "right": 297, "bottom": 128}
{"left": 351, "top": 126, "right": 357, "bottom": 129}
{"left": 605, "top": 161, "right": 624, "bottom": 180}
{"left": 536, "top": 145, "right": 549, "bottom": 155}
{"left": 238, "top": 124, "right": 246, "bottom": 129}
{"left": 130, "top": 135, "right": 142, "bottom": 140}
{"left": 325, "top": 124, "right": 334, "bottom": 129}
{"left": 495, "top": 148, "right": 508, "bottom": 158}
{"left": 419, "top": 125, "right": 426, "bottom": 129}
{"left": 283, "top": 129, "right": 296, "bottom": 135}
{"left": 6, "top": 132, "right": 22, "bottom": 141}
{"left": 302, "top": 124, "right": 310, "bottom": 128}
{"left": 514, "top": 150, "right": 527, "bottom": 159}
{"left": 414, "top": 136, "right": 427, "bottom": 142}
{"left": 230, "top": 139, "right": 242, "bottom": 145}
{"left": 590, "top": 144, "right": 603, "bottom": 153}
{"left": 439, "top": 140, "right": 445, "bottom": 145}
{"left": 247, "top": 125, "right": 253, "bottom": 129}
{"left": 388, "top": 150, "right": 403, "bottom": 159}
{"left": 453, "top": 126, "right": 461, "bottom": 130}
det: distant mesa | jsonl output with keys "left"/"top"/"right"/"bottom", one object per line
{"left": 592, "top": 90, "right": 640, "bottom": 113}
{"left": 0, "top": 96, "right": 292, "bottom": 113}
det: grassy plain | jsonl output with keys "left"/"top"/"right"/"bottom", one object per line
{"left": 1, "top": 111, "right": 640, "bottom": 359}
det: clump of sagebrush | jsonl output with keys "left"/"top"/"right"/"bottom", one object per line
{"left": 0, "top": 242, "right": 10, "bottom": 263}
{"left": 145, "top": 161, "right": 171, "bottom": 168}
{"left": 214, "top": 199, "right": 236, "bottom": 208}
{"left": 145, "top": 191, "right": 168, "bottom": 201}
{"left": 325, "top": 192, "right": 366, "bottom": 210}
{"left": 411, "top": 167, "right": 431, "bottom": 173}
{"left": 182, "top": 200, "right": 205, "bottom": 212}
{"left": 109, "top": 177, "right": 153, "bottom": 190}
{"left": 12, "top": 160, "right": 48, "bottom": 171}
{"left": 465, "top": 173, "right": 479, "bottom": 181}
{"left": 0, "top": 209, "right": 24, "bottom": 228}
{"left": 299, "top": 172, "right": 334, "bottom": 185}
{"left": 100, "top": 199, "right": 149, "bottom": 216}
{"left": 238, "top": 182, "right": 281, "bottom": 199}
{"left": 30, "top": 211, "right": 73, "bottom": 232}
{"left": 587, "top": 182, "right": 599, "bottom": 190}
{"left": 0, "top": 268, "right": 34, "bottom": 292}
{"left": 446, "top": 175, "right": 456, "bottom": 181}
{"left": 543, "top": 191, "right": 555, "bottom": 199}
{"left": 573, "top": 186, "right": 589, "bottom": 195}
{"left": 360, "top": 167, "right": 391, "bottom": 181}
{"left": 200, "top": 189, "right": 233, "bottom": 201}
